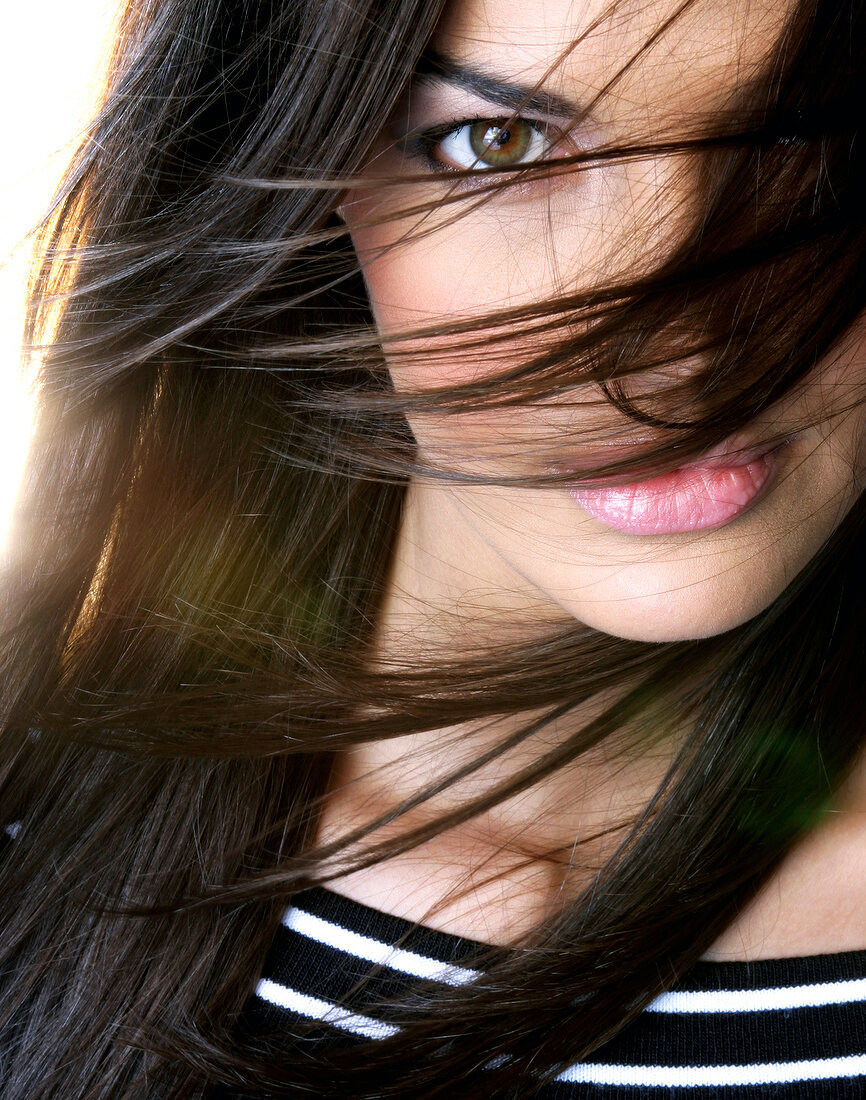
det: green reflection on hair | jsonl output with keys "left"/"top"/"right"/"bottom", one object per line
{"left": 737, "top": 722, "right": 834, "bottom": 843}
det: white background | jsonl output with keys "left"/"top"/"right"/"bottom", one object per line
{"left": 0, "top": 0, "right": 120, "bottom": 544}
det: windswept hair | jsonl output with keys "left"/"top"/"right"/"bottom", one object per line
{"left": 1, "top": 0, "right": 866, "bottom": 1095}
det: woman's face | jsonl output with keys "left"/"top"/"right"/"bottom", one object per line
{"left": 346, "top": 0, "right": 866, "bottom": 643}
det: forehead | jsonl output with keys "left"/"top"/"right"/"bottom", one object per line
{"left": 434, "top": 0, "right": 793, "bottom": 119}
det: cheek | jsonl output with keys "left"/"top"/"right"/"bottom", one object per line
{"left": 345, "top": 193, "right": 676, "bottom": 470}
{"left": 347, "top": 148, "right": 693, "bottom": 396}
{"left": 350, "top": 219, "right": 516, "bottom": 393}
{"left": 345, "top": 168, "right": 613, "bottom": 391}
{"left": 349, "top": 213, "right": 567, "bottom": 465}
{"left": 350, "top": 206, "right": 566, "bottom": 315}
{"left": 351, "top": 233, "right": 578, "bottom": 413}
{"left": 352, "top": 223, "right": 479, "bottom": 335}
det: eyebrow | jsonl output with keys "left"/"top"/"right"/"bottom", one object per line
{"left": 415, "top": 49, "right": 585, "bottom": 120}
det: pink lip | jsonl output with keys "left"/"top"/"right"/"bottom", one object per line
{"left": 568, "top": 445, "right": 781, "bottom": 535}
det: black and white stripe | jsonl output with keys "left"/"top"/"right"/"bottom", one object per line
{"left": 248, "top": 886, "right": 866, "bottom": 1097}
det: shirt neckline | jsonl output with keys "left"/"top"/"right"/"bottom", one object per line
{"left": 299, "top": 884, "right": 866, "bottom": 991}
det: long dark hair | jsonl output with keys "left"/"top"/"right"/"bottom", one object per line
{"left": 2, "top": 0, "right": 865, "bottom": 1095}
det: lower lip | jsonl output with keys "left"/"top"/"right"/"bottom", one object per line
{"left": 570, "top": 450, "right": 779, "bottom": 536}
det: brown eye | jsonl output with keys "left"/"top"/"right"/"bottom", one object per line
{"left": 468, "top": 120, "right": 533, "bottom": 166}
{"left": 435, "top": 117, "right": 549, "bottom": 170}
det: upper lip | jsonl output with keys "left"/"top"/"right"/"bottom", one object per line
{"left": 689, "top": 436, "right": 783, "bottom": 469}
{"left": 545, "top": 432, "right": 787, "bottom": 482}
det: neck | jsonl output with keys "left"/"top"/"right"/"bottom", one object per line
{"left": 318, "top": 478, "right": 674, "bottom": 942}
{"left": 374, "top": 478, "right": 564, "bottom": 664}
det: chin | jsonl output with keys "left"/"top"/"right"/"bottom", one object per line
{"left": 564, "top": 579, "right": 787, "bottom": 643}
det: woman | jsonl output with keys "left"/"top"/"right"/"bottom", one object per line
{"left": 2, "top": 0, "right": 865, "bottom": 1094}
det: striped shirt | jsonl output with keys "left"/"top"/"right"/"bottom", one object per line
{"left": 246, "top": 887, "right": 866, "bottom": 1098}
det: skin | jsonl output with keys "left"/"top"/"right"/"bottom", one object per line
{"left": 318, "top": 0, "right": 866, "bottom": 954}
{"left": 345, "top": 0, "right": 866, "bottom": 646}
